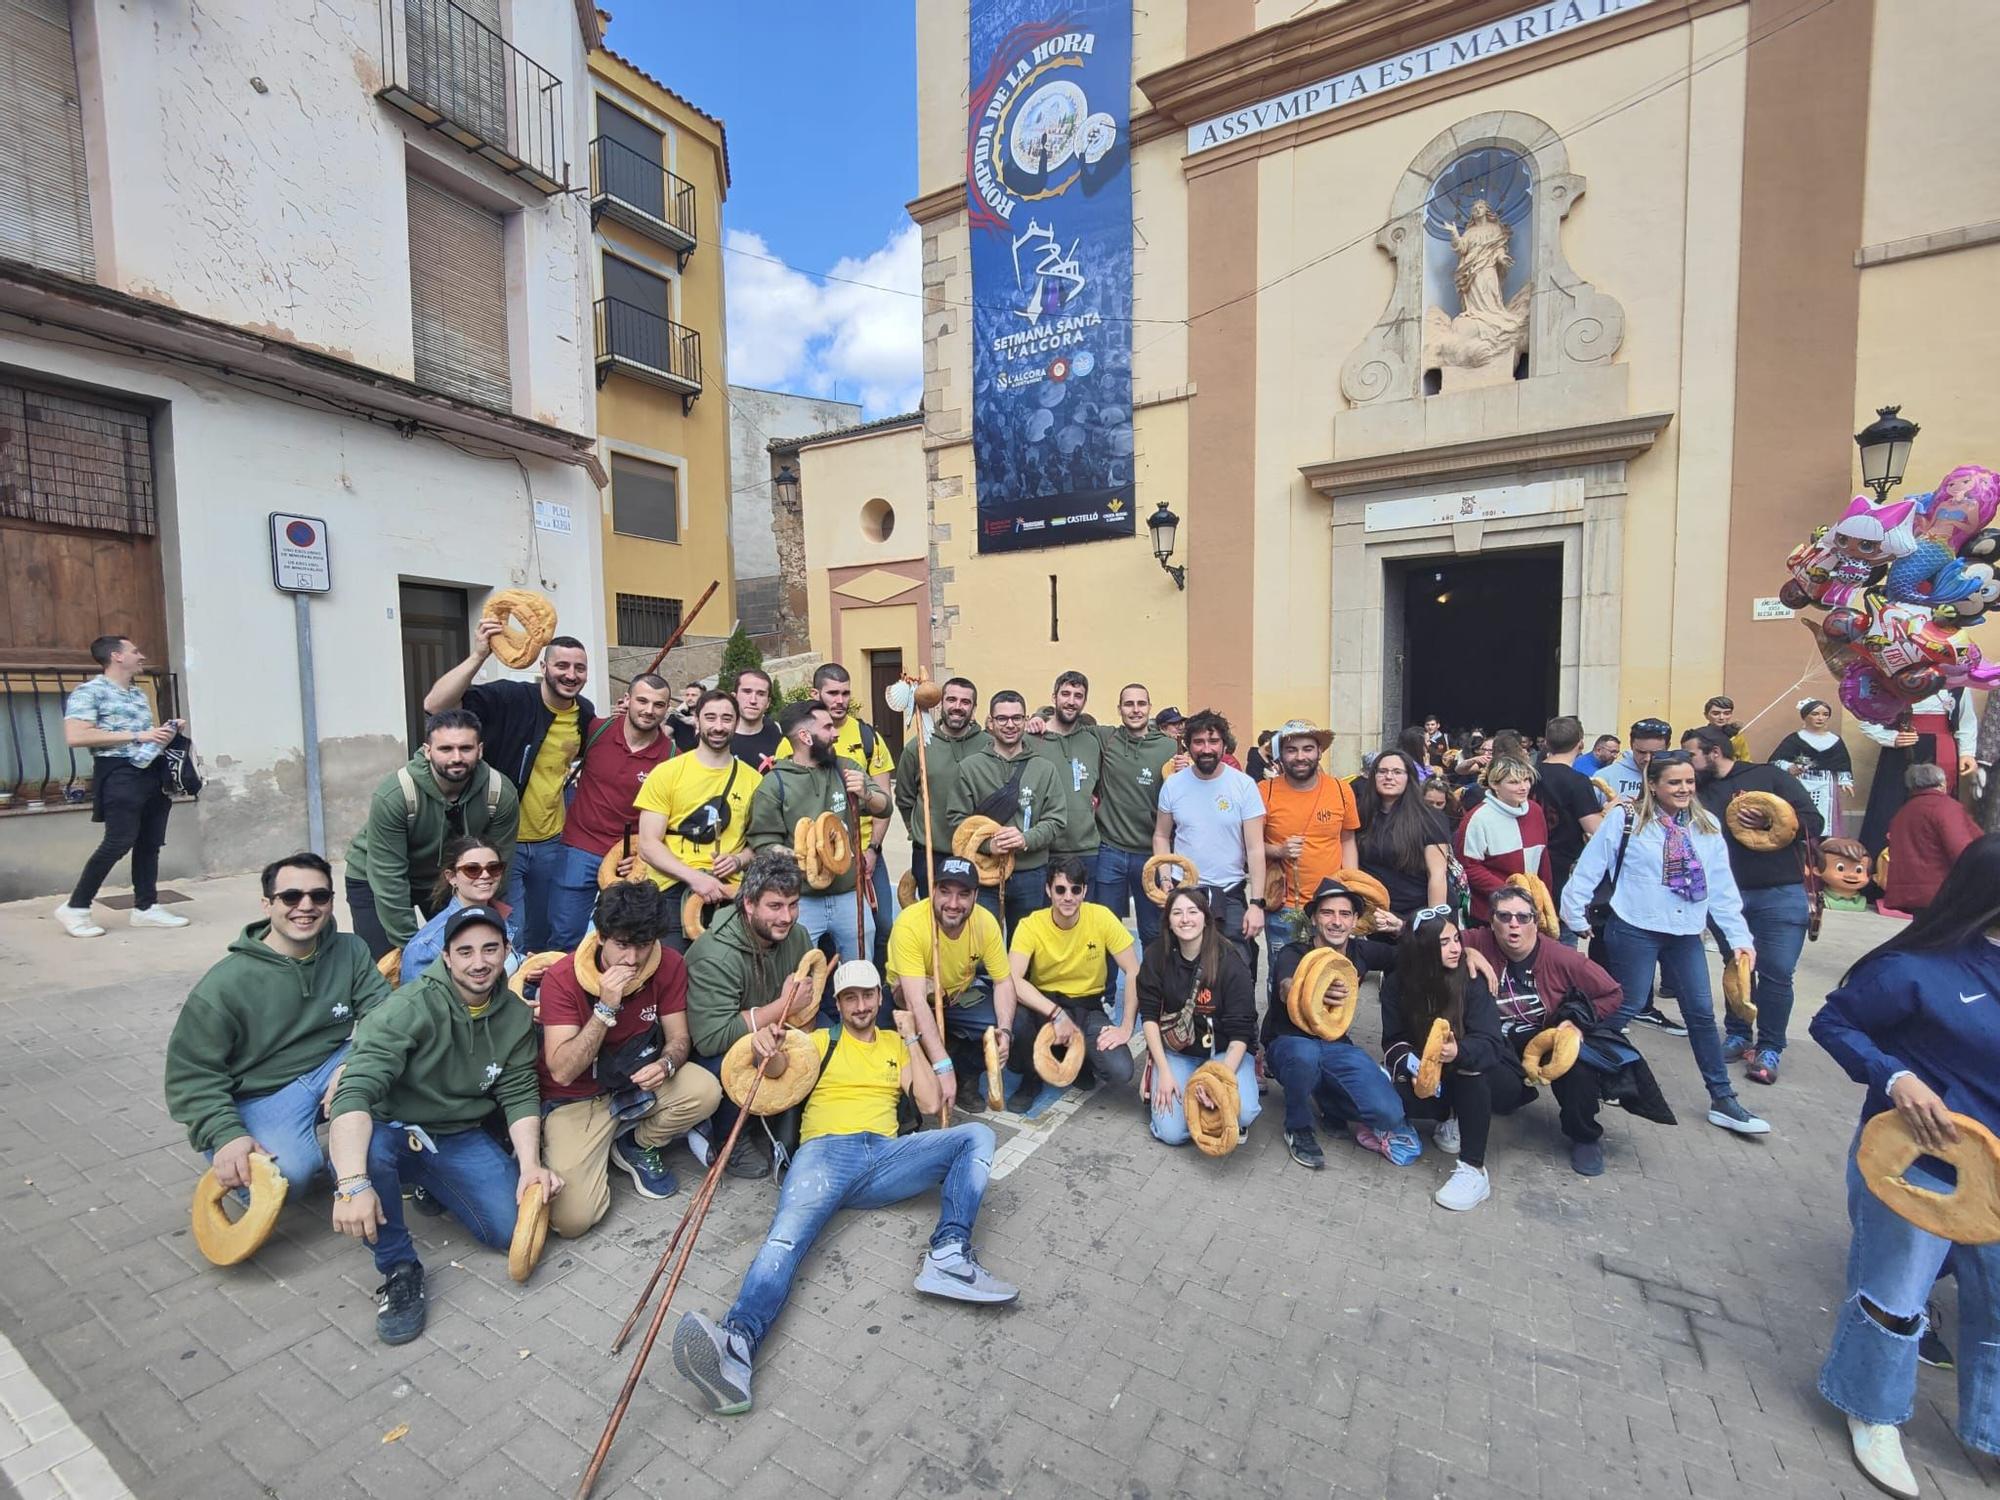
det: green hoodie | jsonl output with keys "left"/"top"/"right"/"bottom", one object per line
{"left": 744, "top": 756, "right": 863, "bottom": 896}
{"left": 328, "top": 968, "right": 538, "bottom": 1133}
{"left": 893, "top": 721, "right": 990, "bottom": 853}
{"left": 684, "top": 901, "right": 810, "bottom": 1058}
{"left": 1028, "top": 722, "right": 1103, "bottom": 854}
{"left": 946, "top": 743, "right": 1068, "bottom": 872}
{"left": 345, "top": 755, "right": 520, "bottom": 946}
{"left": 1095, "top": 725, "right": 1177, "bottom": 850}
{"left": 163, "top": 921, "right": 391, "bottom": 1154}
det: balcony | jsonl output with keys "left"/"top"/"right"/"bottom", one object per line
{"left": 590, "top": 138, "right": 698, "bottom": 265}
{"left": 595, "top": 298, "right": 702, "bottom": 410}
{"left": 376, "top": 0, "right": 567, "bottom": 194}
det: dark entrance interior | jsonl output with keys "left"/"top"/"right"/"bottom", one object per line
{"left": 1394, "top": 548, "right": 1561, "bottom": 739}
{"left": 400, "top": 582, "right": 469, "bottom": 754}
{"left": 867, "top": 649, "right": 906, "bottom": 760}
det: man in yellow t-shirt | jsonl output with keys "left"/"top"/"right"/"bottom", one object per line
{"left": 673, "top": 959, "right": 1016, "bottom": 1416}
{"left": 1004, "top": 855, "right": 1141, "bottom": 1107}
{"left": 634, "top": 690, "right": 762, "bottom": 951}
{"left": 779, "top": 664, "right": 896, "bottom": 947}
{"left": 885, "top": 857, "right": 1018, "bottom": 1115}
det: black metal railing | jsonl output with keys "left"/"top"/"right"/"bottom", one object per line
{"left": 594, "top": 298, "right": 702, "bottom": 390}
{"left": 377, "top": 0, "right": 567, "bottom": 194}
{"left": 0, "top": 667, "right": 180, "bottom": 811}
{"left": 590, "top": 137, "right": 697, "bottom": 246}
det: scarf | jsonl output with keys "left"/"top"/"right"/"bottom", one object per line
{"left": 1659, "top": 811, "right": 1707, "bottom": 904}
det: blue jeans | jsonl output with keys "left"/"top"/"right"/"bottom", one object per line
{"left": 1266, "top": 1035, "right": 1406, "bottom": 1136}
{"left": 1723, "top": 884, "right": 1809, "bottom": 1055}
{"left": 547, "top": 842, "right": 607, "bottom": 952}
{"left": 502, "top": 837, "right": 566, "bottom": 953}
{"left": 1819, "top": 1137, "right": 2000, "bottom": 1452}
{"left": 1150, "top": 1050, "right": 1261, "bottom": 1145}
{"left": 798, "top": 891, "right": 875, "bottom": 967}
{"left": 724, "top": 1124, "right": 995, "bottom": 1355}
{"left": 1601, "top": 913, "right": 1735, "bottom": 1100}
{"left": 362, "top": 1120, "right": 520, "bottom": 1274}
{"left": 223, "top": 1047, "right": 349, "bottom": 1187}
{"left": 976, "top": 866, "right": 1047, "bottom": 941}
{"left": 1094, "top": 844, "right": 1162, "bottom": 946}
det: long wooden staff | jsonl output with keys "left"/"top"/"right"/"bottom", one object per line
{"left": 638, "top": 579, "right": 720, "bottom": 680}
{"left": 912, "top": 705, "right": 953, "bottom": 1127}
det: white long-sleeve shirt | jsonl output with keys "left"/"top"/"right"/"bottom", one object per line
{"left": 1856, "top": 689, "right": 1978, "bottom": 757}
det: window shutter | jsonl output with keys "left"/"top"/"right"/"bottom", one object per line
{"left": 0, "top": 0, "right": 97, "bottom": 280}
{"left": 407, "top": 174, "right": 511, "bottom": 408}
{"left": 610, "top": 454, "right": 680, "bottom": 543}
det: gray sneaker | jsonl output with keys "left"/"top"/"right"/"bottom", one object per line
{"left": 1706, "top": 1095, "right": 1771, "bottom": 1136}
{"left": 914, "top": 1242, "right": 1019, "bottom": 1305}
{"left": 672, "top": 1310, "right": 753, "bottom": 1415}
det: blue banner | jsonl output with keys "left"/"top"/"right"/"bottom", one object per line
{"left": 966, "top": 0, "right": 1134, "bottom": 554}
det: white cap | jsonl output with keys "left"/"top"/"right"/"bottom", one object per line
{"left": 832, "top": 958, "right": 881, "bottom": 995}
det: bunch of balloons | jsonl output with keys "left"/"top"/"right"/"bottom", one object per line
{"left": 1779, "top": 465, "right": 2000, "bottom": 724}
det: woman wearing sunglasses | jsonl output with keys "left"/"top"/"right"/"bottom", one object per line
{"left": 1559, "top": 751, "right": 1767, "bottom": 1136}
{"left": 1136, "top": 887, "right": 1261, "bottom": 1146}
{"left": 400, "top": 836, "right": 520, "bottom": 984}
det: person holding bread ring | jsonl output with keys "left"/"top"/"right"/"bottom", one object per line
{"left": 1001, "top": 856, "right": 1141, "bottom": 1112}
{"left": 1135, "top": 887, "right": 1261, "bottom": 1147}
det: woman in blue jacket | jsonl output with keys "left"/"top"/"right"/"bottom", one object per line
{"left": 1809, "top": 834, "right": 2000, "bottom": 1500}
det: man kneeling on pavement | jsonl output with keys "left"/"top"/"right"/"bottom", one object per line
{"left": 325, "top": 904, "right": 560, "bottom": 1345}
{"left": 536, "top": 882, "right": 723, "bottom": 1232}
{"left": 673, "top": 959, "right": 1016, "bottom": 1415}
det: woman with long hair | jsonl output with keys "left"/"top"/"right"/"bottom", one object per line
{"left": 1809, "top": 834, "right": 2000, "bottom": 1497}
{"left": 1355, "top": 750, "right": 1451, "bottom": 921}
{"left": 399, "top": 835, "right": 518, "bottom": 983}
{"left": 1136, "top": 887, "right": 1261, "bottom": 1147}
{"left": 1378, "top": 909, "right": 1524, "bottom": 1210}
{"left": 1559, "top": 750, "right": 1767, "bottom": 1136}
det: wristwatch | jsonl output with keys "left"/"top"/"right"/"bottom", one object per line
{"left": 1248, "top": 897, "right": 1267, "bottom": 911}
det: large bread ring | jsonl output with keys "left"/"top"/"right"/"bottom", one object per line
{"left": 1858, "top": 1109, "right": 2000, "bottom": 1244}
{"left": 1521, "top": 1022, "right": 1581, "bottom": 1084}
{"left": 792, "top": 817, "right": 829, "bottom": 890}
{"left": 1032, "top": 1021, "right": 1085, "bottom": 1086}
{"left": 1329, "top": 868, "right": 1392, "bottom": 934}
{"left": 573, "top": 932, "right": 662, "bottom": 998}
{"left": 983, "top": 1026, "right": 1005, "bottom": 1110}
{"left": 1415, "top": 1018, "right": 1454, "bottom": 1100}
{"left": 509, "top": 950, "right": 567, "bottom": 1018}
{"left": 509, "top": 1179, "right": 550, "bottom": 1283}
{"left": 598, "top": 839, "right": 651, "bottom": 890}
{"left": 682, "top": 883, "right": 740, "bottom": 942}
{"left": 1725, "top": 791, "right": 1799, "bottom": 852}
{"left": 1721, "top": 950, "right": 1756, "bottom": 1023}
{"left": 481, "top": 588, "right": 558, "bottom": 669}
{"left": 814, "top": 811, "right": 854, "bottom": 878}
{"left": 721, "top": 1028, "right": 822, "bottom": 1115}
{"left": 1141, "top": 853, "right": 1198, "bottom": 907}
{"left": 376, "top": 948, "right": 403, "bottom": 990}
{"left": 1504, "top": 872, "right": 1560, "bottom": 937}
{"left": 898, "top": 869, "right": 918, "bottom": 907}
{"left": 1285, "top": 948, "right": 1358, "bottom": 1042}
{"left": 191, "top": 1152, "right": 288, "bottom": 1266}
{"left": 787, "top": 948, "right": 831, "bottom": 1027}
{"left": 951, "top": 815, "right": 1014, "bottom": 887}
{"left": 1590, "top": 776, "right": 1619, "bottom": 806}
{"left": 1185, "top": 1060, "right": 1241, "bottom": 1157}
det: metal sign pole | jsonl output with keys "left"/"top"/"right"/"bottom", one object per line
{"left": 295, "top": 591, "right": 325, "bottom": 854}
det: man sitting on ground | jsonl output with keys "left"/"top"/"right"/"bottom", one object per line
{"left": 1002, "top": 856, "right": 1140, "bottom": 1111}
{"left": 885, "top": 856, "right": 1020, "bottom": 1113}
{"left": 672, "top": 959, "right": 1017, "bottom": 1415}
{"left": 165, "top": 852, "right": 391, "bottom": 1193}
{"left": 536, "top": 883, "right": 723, "bottom": 1234}
{"left": 325, "top": 905, "right": 559, "bottom": 1345}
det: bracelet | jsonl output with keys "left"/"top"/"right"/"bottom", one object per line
{"left": 333, "top": 1180, "right": 374, "bottom": 1201}
{"left": 932, "top": 1057, "right": 954, "bottom": 1074}
{"left": 592, "top": 1003, "right": 619, "bottom": 1028}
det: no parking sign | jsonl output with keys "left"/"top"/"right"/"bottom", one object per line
{"left": 269, "top": 512, "right": 331, "bottom": 593}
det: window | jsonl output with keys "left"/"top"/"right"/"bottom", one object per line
{"left": 0, "top": 380, "right": 155, "bottom": 534}
{"left": 407, "top": 174, "right": 511, "bottom": 408}
{"left": 611, "top": 453, "right": 680, "bottom": 542}
{"left": 860, "top": 498, "right": 896, "bottom": 543}
{"left": 616, "top": 593, "right": 682, "bottom": 649}
{"left": 0, "top": 0, "right": 96, "bottom": 278}
{"left": 405, "top": 0, "right": 507, "bottom": 147}
{"left": 603, "top": 253, "right": 670, "bottom": 320}
{"left": 596, "top": 100, "right": 665, "bottom": 221}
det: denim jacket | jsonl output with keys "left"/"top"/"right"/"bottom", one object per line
{"left": 1558, "top": 806, "right": 1750, "bottom": 950}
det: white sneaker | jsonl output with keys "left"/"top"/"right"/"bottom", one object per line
{"left": 131, "top": 906, "right": 190, "bottom": 928}
{"left": 1434, "top": 1160, "right": 1491, "bottom": 1212}
{"left": 1845, "top": 1416, "right": 1918, "bottom": 1498}
{"left": 53, "top": 905, "right": 104, "bottom": 938}
{"left": 1433, "top": 1116, "right": 1461, "bottom": 1155}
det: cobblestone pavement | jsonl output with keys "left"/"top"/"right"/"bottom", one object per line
{"left": 2, "top": 872, "right": 1996, "bottom": 1500}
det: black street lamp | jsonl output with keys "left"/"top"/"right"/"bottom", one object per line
{"left": 1855, "top": 405, "right": 1918, "bottom": 503}
{"left": 1147, "top": 501, "right": 1186, "bottom": 591}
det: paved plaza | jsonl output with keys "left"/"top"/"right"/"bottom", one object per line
{"left": 0, "top": 871, "right": 1994, "bottom": 1500}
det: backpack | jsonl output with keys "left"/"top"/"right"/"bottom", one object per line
{"left": 397, "top": 765, "right": 500, "bottom": 829}
{"left": 160, "top": 729, "right": 203, "bottom": 799}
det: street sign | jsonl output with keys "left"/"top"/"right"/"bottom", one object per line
{"left": 270, "top": 512, "right": 332, "bottom": 593}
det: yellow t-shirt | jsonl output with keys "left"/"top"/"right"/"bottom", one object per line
{"left": 1010, "top": 903, "right": 1134, "bottom": 999}
{"left": 517, "top": 706, "right": 580, "bottom": 843}
{"left": 631, "top": 754, "right": 762, "bottom": 885}
{"left": 800, "top": 1024, "right": 908, "bottom": 1144}
{"left": 779, "top": 713, "right": 894, "bottom": 845}
{"left": 885, "top": 899, "right": 1009, "bottom": 1003}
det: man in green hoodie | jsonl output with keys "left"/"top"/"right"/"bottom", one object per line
{"left": 1026, "top": 671, "right": 1105, "bottom": 888}
{"left": 165, "top": 851, "right": 391, "bottom": 1195}
{"left": 343, "top": 709, "right": 520, "bottom": 960}
{"left": 746, "top": 699, "right": 888, "bottom": 965}
{"left": 325, "top": 905, "right": 555, "bottom": 1345}
{"left": 946, "top": 690, "right": 1067, "bottom": 939}
{"left": 893, "top": 676, "right": 988, "bottom": 899}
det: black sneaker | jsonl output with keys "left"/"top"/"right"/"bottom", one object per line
{"left": 723, "top": 1135, "right": 770, "bottom": 1180}
{"left": 1006, "top": 1084, "right": 1041, "bottom": 1114}
{"left": 375, "top": 1262, "right": 426, "bottom": 1346}
{"left": 1919, "top": 1302, "right": 1953, "bottom": 1369}
{"left": 407, "top": 1184, "right": 446, "bottom": 1217}
{"left": 1632, "top": 1005, "right": 1689, "bottom": 1038}
{"left": 1286, "top": 1128, "right": 1325, "bottom": 1170}
{"left": 955, "top": 1076, "right": 987, "bottom": 1113}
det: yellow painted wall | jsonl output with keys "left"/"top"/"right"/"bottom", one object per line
{"left": 798, "top": 421, "right": 926, "bottom": 664}
{"left": 840, "top": 602, "right": 922, "bottom": 672}
{"left": 1858, "top": 0, "right": 2000, "bottom": 251}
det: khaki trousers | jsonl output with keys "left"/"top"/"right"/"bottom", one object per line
{"left": 542, "top": 1066, "right": 723, "bottom": 1238}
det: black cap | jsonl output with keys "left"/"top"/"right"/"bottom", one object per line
{"left": 1155, "top": 706, "right": 1185, "bottom": 726}
{"left": 1308, "top": 877, "right": 1360, "bottom": 911}
{"left": 441, "top": 904, "right": 509, "bottom": 946}
{"left": 934, "top": 856, "right": 978, "bottom": 891}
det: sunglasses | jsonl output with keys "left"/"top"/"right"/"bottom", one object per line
{"left": 1048, "top": 884, "right": 1086, "bottom": 897}
{"left": 1491, "top": 909, "right": 1537, "bottom": 925}
{"left": 455, "top": 861, "right": 505, "bottom": 879}
{"left": 1650, "top": 750, "right": 1694, "bottom": 767}
{"left": 272, "top": 887, "right": 334, "bottom": 909}
{"left": 1414, "top": 904, "right": 1452, "bottom": 923}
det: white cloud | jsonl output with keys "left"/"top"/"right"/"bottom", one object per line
{"left": 724, "top": 223, "right": 923, "bottom": 418}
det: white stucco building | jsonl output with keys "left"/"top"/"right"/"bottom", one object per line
{"left": 0, "top": 0, "right": 611, "bottom": 897}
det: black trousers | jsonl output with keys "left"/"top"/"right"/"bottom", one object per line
{"left": 1398, "top": 1063, "right": 1603, "bottom": 1162}
{"left": 70, "top": 760, "right": 171, "bottom": 909}
{"left": 345, "top": 877, "right": 396, "bottom": 960}
{"left": 1006, "top": 993, "right": 1135, "bottom": 1091}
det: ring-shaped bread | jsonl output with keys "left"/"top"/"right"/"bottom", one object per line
{"left": 1185, "top": 1060, "right": 1242, "bottom": 1157}
{"left": 1033, "top": 1021, "right": 1085, "bottom": 1086}
{"left": 1721, "top": 949, "right": 1757, "bottom": 1023}
{"left": 1286, "top": 948, "right": 1358, "bottom": 1042}
{"left": 898, "top": 869, "right": 919, "bottom": 907}
{"left": 983, "top": 1026, "right": 1006, "bottom": 1110}
{"left": 814, "top": 811, "right": 853, "bottom": 878}
{"left": 1725, "top": 791, "right": 1800, "bottom": 852}
{"left": 1415, "top": 1017, "right": 1454, "bottom": 1100}
{"left": 1141, "top": 853, "right": 1199, "bottom": 907}
{"left": 1505, "top": 872, "right": 1560, "bottom": 938}
{"left": 721, "top": 1028, "right": 822, "bottom": 1115}
{"left": 508, "top": 1179, "right": 550, "bottom": 1283}
{"left": 509, "top": 950, "right": 567, "bottom": 1016}
{"left": 682, "top": 882, "right": 740, "bottom": 943}
{"left": 572, "top": 931, "right": 662, "bottom": 998}
{"left": 1329, "top": 868, "right": 1393, "bottom": 934}
{"left": 1858, "top": 1109, "right": 2000, "bottom": 1244}
{"left": 1590, "top": 776, "right": 1620, "bottom": 806}
{"left": 951, "top": 815, "right": 1014, "bottom": 887}
{"left": 376, "top": 948, "right": 403, "bottom": 990}
{"left": 191, "top": 1152, "right": 288, "bottom": 1266}
{"left": 787, "top": 949, "right": 831, "bottom": 1027}
{"left": 481, "top": 588, "right": 557, "bottom": 669}
{"left": 1521, "top": 1022, "right": 1582, "bottom": 1084}
{"left": 598, "top": 841, "right": 651, "bottom": 889}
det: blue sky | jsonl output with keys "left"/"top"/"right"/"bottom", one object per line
{"left": 605, "top": 4, "right": 924, "bottom": 415}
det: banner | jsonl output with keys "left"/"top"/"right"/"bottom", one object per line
{"left": 966, "top": 0, "right": 1134, "bottom": 554}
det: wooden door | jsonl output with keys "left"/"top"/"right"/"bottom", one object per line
{"left": 867, "top": 649, "right": 904, "bottom": 760}
{"left": 400, "top": 583, "right": 468, "bottom": 753}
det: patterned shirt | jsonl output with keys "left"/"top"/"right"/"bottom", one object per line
{"left": 63, "top": 676, "right": 160, "bottom": 767}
